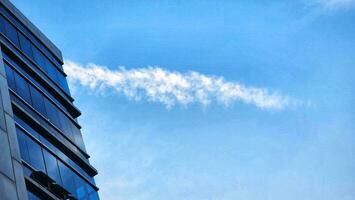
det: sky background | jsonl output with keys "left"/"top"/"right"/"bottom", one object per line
{"left": 11, "top": 0, "right": 355, "bottom": 199}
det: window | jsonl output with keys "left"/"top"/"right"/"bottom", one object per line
{"left": 29, "top": 85, "right": 47, "bottom": 117}
{"left": 74, "top": 175, "right": 87, "bottom": 199}
{"left": 43, "top": 149, "right": 62, "bottom": 186}
{"left": 46, "top": 59, "right": 59, "bottom": 83}
{"left": 4, "top": 63, "right": 16, "bottom": 90}
{"left": 16, "top": 127, "right": 30, "bottom": 163}
{"left": 26, "top": 136, "right": 46, "bottom": 172}
{"left": 27, "top": 191, "right": 40, "bottom": 200}
{"left": 57, "top": 72, "right": 70, "bottom": 94}
{"left": 0, "top": 16, "right": 6, "bottom": 33}
{"left": 58, "top": 161, "right": 76, "bottom": 195}
{"left": 19, "top": 33, "right": 34, "bottom": 59}
{"left": 32, "top": 46, "right": 47, "bottom": 73}
{"left": 44, "top": 98, "right": 61, "bottom": 129}
{"left": 14, "top": 72, "right": 32, "bottom": 105}
{"left": 14, "top": 115, "right": 41, "bottom": 140}
{"left": 59, "top": 111, "right": 73, "bottom": 140}
{"left": 4, "top": 19, "right": 19, "bottom": 46}
{"left": 87, "top": 185, "right": 100, "bottom": 200}
{"left": 72, "top": 126, "right": 86, "bottom": 151}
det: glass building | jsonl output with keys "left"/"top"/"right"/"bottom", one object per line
{"left": 0, "top": 0, "right": 99, "bottom": 199}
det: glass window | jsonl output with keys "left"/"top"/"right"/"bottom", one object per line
{"left": 23, "top": 165, "right": 33, "bottom": 177}
{"left": 87, "top": 185, "right": 100, "bottom": 200}
{"left": 14, "top": 72, "right": 32, "bottom": 105}
{"left": 59, "top": 112, "right": 73, "bottom": 139}
{"left": 27, "top": 191, "right": 40, "bottom": 200}
{"left": 4, "top": 64, "right": 16, "bottom": 90}
{"left": 14, "top": 115, "right": 41, "bottom": 140}
{"left": 58, "top": 161, "right": 76, "bottom": 195}
{"left": 89, "top": 192, "right": 100, "bottom": 200}
{"left": 73, "top": 126, "right": 86, "bottom": 151}
{"left": 43, "top": 149, "right": 62, "bottom": 186}
{"left": 0, "top": 16, "right": 6, "bottom": 33}
{"left": 58, "top": 74, "right": 70, "bottom": 94}
{"left": 44, "top": 98, "right": 61, "bottom": 129}
{"left": 19, "top": 33, "right": 33, "bottom": 59}
{"left": 74, "top": 175, "right": 87, "bottom": 199}
{"left": 29, "top": 85, "right": 47, "bottom": 117}
{"left": 16, "top": 127, "right": 30, "bottom": 163}
{"left": 4, "top": 19, "right": 19, "bottom": 46}
{"left": 26, "top": 136, "right": 46, "bottom": 172}
{"left": 32, "top": 46, "right": 47, "bottom": 73}
{"left": 46, "top": 59, "right": 59, "bottom": 83}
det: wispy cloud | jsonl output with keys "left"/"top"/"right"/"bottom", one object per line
{"left": 64, "top": 60, "right": 297, "bottom": 110}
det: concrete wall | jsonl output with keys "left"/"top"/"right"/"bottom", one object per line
{"left": 0, "top": 45, "right": 28, "bottom": 200}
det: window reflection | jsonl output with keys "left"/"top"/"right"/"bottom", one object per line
{"left": 17, "top": 127, "right": 99, "bottom": 199}
{"left": 4, "top": 64, "right": 86, "bottom": 151}
{"left": 0, "top": 15, "right": 70, "bottom": 94}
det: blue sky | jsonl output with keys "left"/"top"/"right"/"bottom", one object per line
{"left": 11, "top": 0, "right": 355, "bottom": 199}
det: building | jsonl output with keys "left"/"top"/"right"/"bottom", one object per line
{"left": 0, "top": 0, "right": 100, "bottom": 199}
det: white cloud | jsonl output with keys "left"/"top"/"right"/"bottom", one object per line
{"left": 64, "top": 60, "right": 297, "bottom": 110}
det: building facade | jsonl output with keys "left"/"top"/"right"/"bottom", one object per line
{"left": 0, "top": 0, "right": 99, "bottom": 199}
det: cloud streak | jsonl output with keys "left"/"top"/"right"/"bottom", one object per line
{"left": 64, "top": 60, "right": 296, "bottom": 110}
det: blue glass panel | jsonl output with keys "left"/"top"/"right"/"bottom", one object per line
{"left": 23, "top": 164, "right": 33, "bottom": 177}
{"left": 58, "top": 161, "right": 76, "bottom": 195}
{"left": 26, "top": 135, "right": 46, "bottom": 172}
{"left": 59, "top": 111, "right": 73, "bottom": 140}
{"left": 13, "top": 71, "right": 32, "bottom": 105}
{"left": 73, "top": 126, "right": 86, "bottom": 151}
{"left": 14, "top": 115, "right": 40, "bottom": 140}
{"left": 58, "top": 74, "right": 70, "bottom": 94}
{"left": 16, "top": 127, "right": 30, "bottom": 163}
{"left": 19, "top": 33, "right": 33, "bottom": 59}
{"left": 3, "top": 18, "right": 19, "bottom": 46}
{"left": 32, "top": 46, "right": 47, "bottom": 73}
{"left": 0, "top": 15, "right": 6, "bottom": 33}
{"left": 27, "top": 191, "right": 40, "bottom": 200}
{"left": 74, "top": 175, "right": 87, "bottom": 199}
{"left": 44, "top": 98, "right": 61, "bottom": 129}
{"left": 46, "top": 59, "right": 59, "bottom": 82}
{"left": 4, "top": 63, "right": 16, "bottom": 90}
{"left": 43, "top": 149, "right": 63, "bottom": 186}
{"left": 29, "top": 85, "right": 47, "bottom": 117}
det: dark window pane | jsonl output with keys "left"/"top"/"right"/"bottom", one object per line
{"left": 4, "top": 19, "right": 19, "bottom": 46}
{"left": 29, "top": 85, "right": 47, "bottom": 117}
{"left": 43, "top": 149, "right": 62, "bottom": 186}
{"left": 16, "top": 128, "right": 30, "bottom": 163}
{"left": 4, "top": 64, "right": 16, "bottom": 90}
{"left": 26, "top": 136, "right": 46, "bottom": 172}
{"left": 59, "top": 112, "right": 73, "bottom": 139}
{"left": 14, "top": 72, "right": 32, "bottom": 105}
{"left": 44, "top": 98, "right": 61, "bottom": 129}
{"left": 46, "top": 59, "right": 59, "bottom": 83}
{"left": 58, "top": 161, "right": 76, "bottom": 195}
{"left": 73, "top": 126, "right": 86, "bottom": 151}
{"left": 57, "top": 72, "right": 70, "bottom": 94}
{"left": 32, "top": 46, "right": 47, "bottom": 73}
{"left": 19, "top": 33, "right": 33, "bottom": 59}
{"left": 14, "top": 115, "right": 40, "bottom": 140}
{"left": 0, "top": 16, "right": 6, "bottom": 33}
